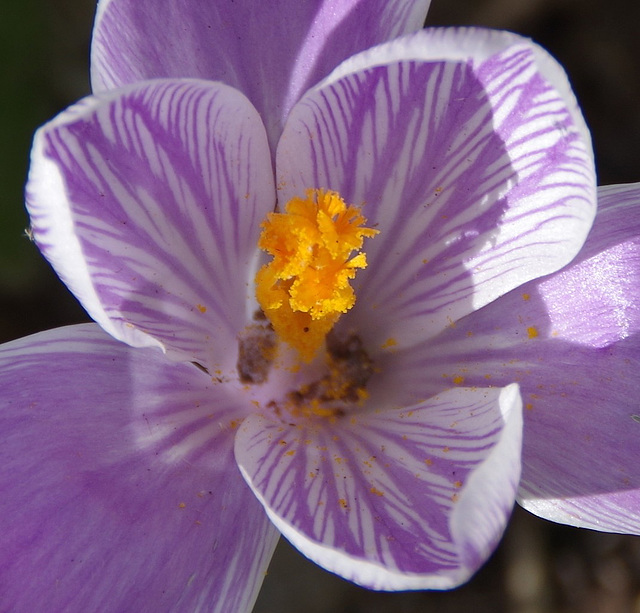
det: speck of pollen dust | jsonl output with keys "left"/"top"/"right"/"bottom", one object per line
{"left": 236, "top": 189, "right": 379, "bottom": 422}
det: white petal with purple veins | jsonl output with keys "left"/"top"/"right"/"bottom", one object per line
{"left": 26, "top": 79, "right": 274, "bottom": 368}
{"left": 235, "top": 385, "right": 522, "bottom": 589}
{"left": 322, "top": 27, "right": 591, "bottom": 156}
{"left": 278, "top": 29, "right": 595, "bottom": 349}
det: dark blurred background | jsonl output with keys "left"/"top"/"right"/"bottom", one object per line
{"left": 1, "top": 1, "right": 638, "bottom": 611}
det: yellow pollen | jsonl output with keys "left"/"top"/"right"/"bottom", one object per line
{"left": 255, "top": 189, "right": 378, "bottom": 361}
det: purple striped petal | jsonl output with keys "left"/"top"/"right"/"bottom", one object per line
{"left": 91, "top": 0, "right": 432, "bottom": 150}
{"left": 26, "top": 79, "right": 274, "bottom": 368}
{"left": 277, "top": 28, "right": 596, "bottom": 348}
{"left": 391, "top": 183, "right": 640, "bottom": 533}
{"left": 0, "top": 324, "right": 279, "bottom": 613}
{"left": 235, "top": 385, "right": 522, "bottom": 589}
{"left": 344, "top": 27, "right": 591, "bottom": 156}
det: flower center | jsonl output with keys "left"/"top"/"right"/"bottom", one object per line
{"left": 236, "top": 321, "right": 374, "bottom": 422}
{"left": 255, "top": 189, "right": 378, "bottom": 362}
{"left": 273, "top": 331, "right": 374, "bottom": 421}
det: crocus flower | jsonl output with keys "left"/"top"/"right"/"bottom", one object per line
{"left": 3, "top": 1, "right": 638, "bottom": 612}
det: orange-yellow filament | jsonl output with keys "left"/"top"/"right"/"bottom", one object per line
{"left": 255, "top": 189, "right": 378, "bottom": 361}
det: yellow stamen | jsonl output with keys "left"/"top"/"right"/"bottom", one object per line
{"left": 256, "top": 189, "right": 378, "bottom": 361}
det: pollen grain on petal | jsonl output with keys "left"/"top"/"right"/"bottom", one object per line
{"left": 381, "top": 337, "right": 397, "bottom": 349}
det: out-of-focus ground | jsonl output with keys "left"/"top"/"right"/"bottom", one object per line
{"left": 1, "top": 1, "right": 639, "bottom": 611}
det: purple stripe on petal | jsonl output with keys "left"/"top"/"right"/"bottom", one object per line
{"left": 0, "top": 324, "right": 279, "bottom": 613}
{"left": 91, "top": 0, "right": 431, "bottom": 150}
{"left": 26, "top": 79, "right": 274, "bottom": 368}
{"left": 235, "top": 385, "right": 522, "bottom": 589}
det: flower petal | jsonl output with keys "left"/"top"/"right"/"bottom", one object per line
{"left": 277, "top": 28, "right": 596, "bottom": 348}
{"left": 329, "top": 27, "right": 592, "bottom": 158}
{"left": 91, "top": 0, "right": 432, "bottom": 150}
{"left": 235, "top": 385, "right": 522, "bottom": 590}
{"left": 393, "top": 183, "right": 640, "bottom": 533}
{"left": 0, "top": 324, "right": 279, "bottom": 613}
{"left": 26, "top": 79, "right": 274, "bottom": 368}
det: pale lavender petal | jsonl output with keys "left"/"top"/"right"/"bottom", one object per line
{"left": 91, "top": 0, "right": 432, "bottom": 149}
{"left": 389, "top": 183, "right": 640, "bottom": 533}
{"left": 0, "top": 324, "right": 279, "bottom": 613}
{"left": 278, "top": 28, "right": 595, "bottom": 348}
{"left": 26, "top": 79, "right": 274, "bottom": 368}
{"left": 235, "top": 385, "right": 522, "bottom": 590}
